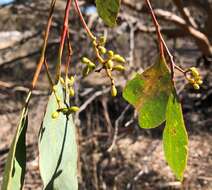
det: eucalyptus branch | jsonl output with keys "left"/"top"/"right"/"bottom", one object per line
{"left": 56, "top": 0, "right": 72, "bottom": 81}
{"left": 145, "top": 0, "right": 175, "bottom": 79}
{"left": 31, "top": 0, "right": 56, "bottom": 89}
{"left": 73, "top": 0, "right": 96, "bottom": 40}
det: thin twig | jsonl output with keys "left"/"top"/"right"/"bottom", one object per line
{"left": 107, "top": 105, "right": 131, "bottom": 152}
{"left": 145, "top": 0, "right": 175, "bottom": 79}
{"left": 56, "top": 0, "right": 72, "bottom": 81}
{"left": 31, "top": 0, "right": 56, "bottom": 89}
{"left": 73, "top": 0, "right": 96, "bottom": 40}
{"left": 144, "top": 0, "right": 164, "bottom": 58}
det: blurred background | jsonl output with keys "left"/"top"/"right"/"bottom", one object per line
{"left": 0, "top": 0, "right": 211, "bottom": 189}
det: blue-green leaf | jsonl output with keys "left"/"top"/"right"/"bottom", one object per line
{"left": 2, "top": 93, "right": 30, "bottom": 190}
{"left": 38, "top": 82, "right": 78, "bottom": 190}
{"left": 163, "top": 92, "right": 188, "bottom": 181}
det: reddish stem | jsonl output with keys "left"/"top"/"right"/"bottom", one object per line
{"left": 73, "top": 0, "right": 96, "bottom": 40}
{"left": 65, "top": 29, "right": 73, "bottom": 77}
{"left": 31, "top": 0, "right": 56, "bottom": 89}
{"left": 56, "top": 0, "right": 72, "bottom": 80}
{"left": 145, "top": 0, "right": 175, "bottom": 79}
{"left": 145, "top": 0, "right": 164, "bottom": 58}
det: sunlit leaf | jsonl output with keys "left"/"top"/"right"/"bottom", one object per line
{"left": 2, "top": 93, "right": 30, "bottom": 190}
{"left": 123, "top": 57, "right": 172, "bottom": 128}
{"left": 95, "top": 0, "right": 120, "bottom": 27}
{"left": 38, "top": 82, "right": 78, "bottom": 190}
{"left": 163, "top": 92, "right": 188, "bottom": 181}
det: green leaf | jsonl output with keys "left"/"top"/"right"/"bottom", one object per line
{"left": 163, "top": 92, "right": 188, "bottom": 181}
{"left": 123, "top": 57, "right": 172, "bottom": 128}
{"left": 2, "top": 93, "right": 30, "bottom": 190}
{"left": 38, "top": 82, "right": 78, "bottom": 190}
{"left": 95, "top": 0, "right": 120, "bottom": 27}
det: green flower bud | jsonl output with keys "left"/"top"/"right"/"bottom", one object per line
{"left": 88, "top": 61, "right": 96, "bottom": 69}
{"left": 69, "top": 87, "right": 75, "bottom": 97}
{"left": 98, "top": 46, "right": 107, "bottom": 54}
{"left": 193, "top": 83, "right": 200, "bottom": 90}
{"left": 69, "top": 106, "right": 80, "bottom": 113}
{"left": 107, "top": 50, "right": 114, "bottom": 59}
{"left": 187, "top": 78, "right": 195, "bottom": 84}
{"left": 106, "top": 60, "right": 114, "bottom": 70}
{"left": 82, "top": 57, "right": 90, "bottom": 64}
{"left": 112, "top": 64, "right": 125, "bottom": 71}
{"left": 52, "top": 111, "right": 59, "bottom": 119}
{"left": 68, "top": 76, "right": 75, "bottom": 86}
{"left": 196, "top": 79, "right": 203, "bottom": 85}
{"left": 111, "top": 85, "right": 117, "bottom": 97}
{"left": 190, "top": 67, "right": 200, "bottom": 78}
{"left": 113, "top": 54, "right": 126, "bottom": 63}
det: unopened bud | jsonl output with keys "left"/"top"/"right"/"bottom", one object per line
{"left": 82, "top": 57, "right": 90, "bottom": 64}
{"left": 69, "top": 106, "right": 80, "bottom": 113}
{"left": 190, "top": 67, "right": 200, "bottom": 78}
{"left": 111, "top": 85, "right": 117, "bottom": 97}
{"left": 68, "top": 76, "right": 75, "bottom": 86}
{"left": 88, "top": 61, "right": 96, "bottom": 68}
{"left": 98, "top": 46, "right": 107, "bottom": 54}
{"left": 69, "top": 87, "right": 75, "bottom": 97}
{"left": 196, "top": 79, "right": 203, "bottom": 85}
{"left": 113, "top": 54, "right": 126, "bottom": 63}
{"left": 193, "top": 83, "right": 200, "bottom": 90}
{"left": 187, "top": 78, "right": 195, "bottom": 84}
{"left": 112, "top": 65, "right": 125, "bottom": 71}
{"left": 52, "top": 111, "right": 59, "bottom": 119}
{"left": 106, "top": 60, "right": 114, "bottom": 69}
{"left": 107, "top": 50, "right": 114, "bottom": 59}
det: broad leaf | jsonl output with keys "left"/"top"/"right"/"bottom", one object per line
{"left": 2, "top": 93, "right": 30, "bottom": 190}
{"left": 38, "top": 82, "right": 78, "bottom": 190}
{"left": 95, "top": 0, "right": 120, "bottom": 27}
{"left": 163, "top": 92, "right": 188, "bottom": 181}
{"left": 123, "top": 57, "right": 172, "bottom": 128}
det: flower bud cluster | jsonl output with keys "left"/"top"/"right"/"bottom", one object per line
{"left": 186, "top": 67, "right": 203, "bottom": 90}
{"left": 51, "top": 77, "right": 80, "bottom": 119}
{"left": 81, "top": 35, "right": 127, "bottom": 97}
